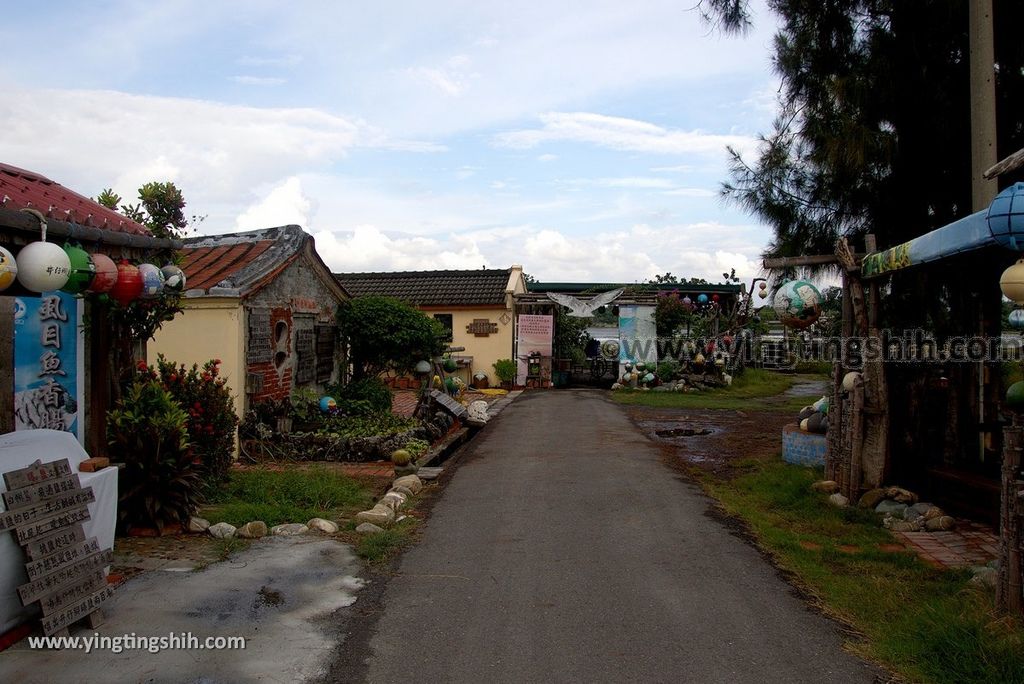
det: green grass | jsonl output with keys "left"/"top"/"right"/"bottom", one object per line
{"left": 612, "top": 368, "right": 798, "bottom": 410}
{"left": 355, "top": 517, "right": 419, "bottom": 564}
{"left": 202, "top": 465, "right": 376, "bottom": 528}
{"left": 702, "top": 460, "right": 1024, "bottom": 684}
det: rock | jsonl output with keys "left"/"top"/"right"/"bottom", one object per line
{"left": 875, "top": 500, "right": 908, "bottom": 516}
{"left": 903, "top": 507, "right": 923, "bottom": 522}
{"left": 380, "top": 492, "right": 407, "bottom": 511}
{"left": 886, "top": 519, "right": 922, "bottom": 532}
{"left": 923, "top": 506, "right": 945, "bottom": 521}
{"left": 828, "top": 493, "right": 849, "bottom": 507}
{"left": 858, "top": 488, "right": 888, "bottom": 509}
{"left": 391, "top": 484, "right": 415, "bottom": 498}
{"left": 188, "top": 516, "right": 211, "bottom": 533}
{"left": 811, "top": 480, "right": 840, "bottom": 494}
{"left": 924, "top": 515, "right": 956, "bottom": 532}
{"left": 207, "top": 522, "right": 236, "bottom": 539}
{"left": 355, "top": 505, "right": 395, "bottom": 526}
{"left": 270, "top": 523, "right": 309, "bottom": 536}
{"left": 417, "top": 467, "right": 442, "bottom": 481}
{"left": 307, "top": 518, "right": 339, "bottom": 534}
{"left": 236, "top": 521, "right": 268, "bottom": 539}
{"left": 393, "top": 475, "right": 424, "bottom": 494}
{"left": 885, "top": 486, "right": 918, "bottom": 504}
{"left": 468, "top": 400, "right": 490, "bottom": 422}
{"left": 355, "top": 522, "right": 384, "bottom": 535}
{"left": 394, "top": 463, "right": 420, "bottom": 477}
{"left": 969, "top": 567, "right": 998, "bottom": 588}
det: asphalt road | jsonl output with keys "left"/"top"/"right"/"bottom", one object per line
{"left": 360, "top": 390, "right": 883, "bottom": 683}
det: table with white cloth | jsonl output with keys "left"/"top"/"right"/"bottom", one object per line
{"left": 0, "top": 429, "right": 117, "bottom": 634}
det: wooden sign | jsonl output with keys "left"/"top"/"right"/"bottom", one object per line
{"left": 40, "top": 571, "right": 109, "bottom": 615}
{"left": 3, "top": 474, "right": 82, "bottom": 510}
{"left": 466, "top": 318, "right": 498, "bottom": 337}
{"left": 23, "top": 524, "right": 88, "bottom": 560}
{"left": 24, "top": 538, "right": 101, "bottom": 581}
{"left": 0, "top": 488, "right": 95, "bottom": 532}
{"left": 40, "top": 587, "right": 113, "bottom": 636}
{"left": 3, "top": 459, "right": 73, "bottom": 491}
{"left": 15, "top": 506, "right": 90, "bottom": 544}
{"left": 18, "top": 549, "right": 112, "bottom": 605}
{"left": 429, "top": 389, "right": 468, "bottom": 419}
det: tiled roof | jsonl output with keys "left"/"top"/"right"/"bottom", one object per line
{"left": 335, "top": 269, "right": 512, "bottom": 307}
{"left": 180, "top": 225, "right": 308, "bottom": 297}
{"left": 0, "top": 163, "right": 149, "bottom": 235}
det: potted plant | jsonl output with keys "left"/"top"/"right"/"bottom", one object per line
{"left": 493, "top": 358, "right": 517, "bottom": 390}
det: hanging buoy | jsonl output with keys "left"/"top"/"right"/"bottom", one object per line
{"left": 161, "top": 264, "right": 187, "bottom": 293}
{"left": 61, "top": 243, "right": 96, "bottom": 295}
{"left": 109, "top": 260, "right": 143, "bottom": 305}
{"left": 16, "top": 241, "right": 70, "bottom": 292}
{"left": 88, "top": 253, "right": 119, "bottom": 294}
{"left": 138, "top": 263, "right": 165, "bottom": 299}
{"left": 0, "top": 246, "right": 18, "bottom": 292}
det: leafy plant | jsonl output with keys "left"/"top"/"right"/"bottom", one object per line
{"left": 493, "top": 359, "right": 517, "bottom": 383}
{"left": 289, "top": 387, "right": 323, "bottom": 425}
{"left": 108, "top": 380, "right": 201, "bottom": 532}
{"left": 333, "top": 377, "right": 393, "bottom": 416}
{"left": 318, "top": 413, "right": 419, "bottom": 439}
{"left": 337, "top": 296, "right": 447, "bottom": 380}
{"left": 403, "top": 438, "right": 430, "bottom": 460}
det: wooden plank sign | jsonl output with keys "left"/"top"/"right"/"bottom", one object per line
{"left": 0, "top": 488, "right": 95, "bottom": 532}
{"left": 39, "top": 571, "right": 109, "bottom": 615}
{"left": 2, "top": 474, "right": 82, "bottom": 510}
{"left": 14, "top": 506, "right": 90, "bottom": 544}
{"left": 24, "top": 538, "right": 101, "bottom": 581}
{"left": 2, "top": 459, "right": 72, "bottom": 491}
{"left": 18, "top": 549, "right": 113, "bottom": 605}
{"left": 40, "top": 587, "right": 114, "bottom": 636}
{"left": 23, "top": 524, "right": 88, "bottom": 560}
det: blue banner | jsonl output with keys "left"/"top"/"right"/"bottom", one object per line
{"left": 13, "top": 291, "right": 80, "bottom": 437}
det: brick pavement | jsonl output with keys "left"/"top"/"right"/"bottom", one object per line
{"left": 891, "top": 521, "right": 999, "bottom": 569}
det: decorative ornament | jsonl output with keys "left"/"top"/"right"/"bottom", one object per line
{"left": 16, "top": 241, "right": 70, "bottom": 292}
{"left": 694, "top": 352, "right": 705, "bottom": 365}
{"left": 1007, "top": 381, "right": 1024, "bottom": 411}
{"left": 643, "top": 372, "right": 655, "bottom": 384}
{"left": 682, "top": 296, "right": 693, "bottom": 311}
{"left": 635, "top": 361, "right": 646, "bottom": 371}
{"left": 443, "top": 357, "right": 458, "bottom": 372}
{"left": 0, "top": 246, "right": 17, "bottom": 292}
{"left": 987, "top": 182, "right": 1024, "bottom": 251}
{"left": 842, "top": 371, "right": 862, "bottom": 392}
{"left": 772, "top": 280, "right": 822, "bottom": 329}
{"left": 61, "top": 243, "right": 96, "bottom": 295}
{"left": 697, "top": 294, "right": 709, "bottom": 305}
{"left": 161, "top": 264, "right": 187, "bottom": 293}
{"left": 319, "top": 396, "right": 337, "bottom": 413}
{"left": 722, "top": 334, "right": 734, "bottom": 348}
{"left": 415, "top": 360, "right": 432, "bottom": 374}
{"left": 445, "top": 377, "right": 459, "bottom": 394}
{"left": 138, "top": 263, "right": 165, "bottom": 299}
{"left": 1010, "top": 309, "right": 1024, "bottom": 330}
{"left": 711, "top": 294, "right": 720, "bottom": 302}
{"left": 88, "top": 253, "right": 118, "bottom": 293}
{"left": 110, "top": 260, "right": 143, "bottom": 306}
{"left": 1000, "top": 260, "right": 1024, "bottom": 304}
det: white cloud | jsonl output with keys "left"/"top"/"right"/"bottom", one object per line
{"left": 313, "top": 225, "right": 488, "bottom": 272}
{"left": 537, "top": 154, "right": 558, "bottom": 162}
{"left": 231, "top": 75, "right": 287, "bottom": 86}
{"left": 235, "top": 54, "right": 304, "bottom": 67}
{"left": 662, "top": 187, "right": 717, "bottom": 197}
{"left": 650, "top": 164, "right": 695, "bottom": 173}
{"left": 236, "top": 177, "right": 312, "bottom": 230}
{"left": 494, "top": 112, "right": 758, "bottom": 158}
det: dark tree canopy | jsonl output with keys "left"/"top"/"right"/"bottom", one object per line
{"left": 337, "top": 296, "right": 447, "bottom": 380}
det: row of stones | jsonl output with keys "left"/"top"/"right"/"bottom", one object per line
{"left": 187, "top": 516, "right": 340, "bottom": 539}
{"left": 812, "top": 481, "right": 956, "bottom": 531}
{"left": 353, "top": 474, "right": 424, "bottom": 534}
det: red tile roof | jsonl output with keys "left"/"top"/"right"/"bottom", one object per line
{"left": 179, "top": 225, "right": 312, "bottom": 297}
{"left": 181, "top": 240, "right": 277, "bottom": 292}
{"left": 0, "top": 163, "right": 150, "bottom": 235}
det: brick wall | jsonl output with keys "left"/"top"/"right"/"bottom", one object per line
{"left": 782, "top": 423, "right": 827, "bottom": 466}
{"left": 250, "top": 306, "right": 293, "bottom": 403}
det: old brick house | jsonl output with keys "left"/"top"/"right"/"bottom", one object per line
{"left": 150, "top": 225, "right": 349, "bottom": 419}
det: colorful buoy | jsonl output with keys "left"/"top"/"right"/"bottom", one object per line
{"left": 16, "top": 241, "right": 70, "bottom": 292}
{"left": 88, "top": 253, "right": 118, "bottom": 294}
{"left": 138, "top": 263, "right": 165, "bottom": 299}
{"left": 0, "top": 246, "right": 18, "bottom": 291}
{"left": 109, "top": 260, "right": 143, "bottom": 305}
{"left": 61, "top": 243, "right": 96, "bottom": 295}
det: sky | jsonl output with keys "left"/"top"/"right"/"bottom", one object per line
{"left": 0, "top": 1, "right": 782, "bottom": 284}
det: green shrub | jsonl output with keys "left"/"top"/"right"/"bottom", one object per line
{"left": 108, "top": 380, "right": 201, "bottom": 532}
{"left": 334, "top": 377, "right": 392, "bottom": 416}
{"left": 337, "top": 296, "right": 447, "bottom": 379}
{"left": 493, "top": 359, "right": 517, "bottom": 383}
{"left": 656, "top": 359, "right": 680, "bottom": 380}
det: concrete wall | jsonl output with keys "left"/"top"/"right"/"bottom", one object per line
{"left": 422, "top": 307, "right": 516, "bottom": 386}
{"left": 149, "top": 298, "right": 247, "bottom": 420}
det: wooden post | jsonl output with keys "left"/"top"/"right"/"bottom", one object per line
{"left": 999, "top": 414, "right": 1023, "bottom": 614}
{"left": 0, "top": 297, "right": 13, "bottom": 435}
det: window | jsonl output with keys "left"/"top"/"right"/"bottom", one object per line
{"left": 434, "top": 314, "right": 453, "bottom": 342}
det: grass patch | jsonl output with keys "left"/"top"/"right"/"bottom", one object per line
{"left": 702, "top": 460, "right": 1024, "bottom": 684}
{"left": 612, "top": 369, "right": 798, "bottom": 410}
{"left": 202, "top": 465, "right": 376, "bottom": 528}
{"left": 355, "top": 517, "right": 419, "bottom": 564}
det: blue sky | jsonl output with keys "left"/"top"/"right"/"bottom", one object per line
{"left": 0, "top": 1, "right": 781, "bottom": 283}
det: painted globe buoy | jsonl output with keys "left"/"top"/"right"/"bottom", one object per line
{"left": 697, "top": 294, "right": 709, "bottom": 305}
{"left": 694, "top": 352, "right": 705, "bottom": 365}
{"left": 443, "top": 358, "right": 458, "bottom": 372}
{"left": 88, "top": 253, "right": 118, "bottom": 293}
{"left": 682, "top": 296, "right": 693, "bottom": 310}
{"left": 842, "top": 371, "right": 862, "bottom": 392}
{"left": 161, "top": 264, "right": 186, "bottom": 293}
{"left": 987, "top": 182, "right": 1024, "bottom": 251}
{"left": 722, "top": 334, "right": 734, "bottom": 348}
{"left": 772, "top": 280, "right": 822, "bottom": 329}
{"left": 415, "top": 359, "right": 432, "bottom": 374}
{"left": 16, "top": 241, "right": 70, "bottom": 292}
{"left": 1000, "top": 260, "right": 1024, "bottom": 304}
{"left": 1007, "top": 381, "right": 1024, "bottom": 411}
{"left": 109, "top": 261, "right": 143, "bottom": 306}
{"left": 138, "top": 263, "right": 165, "bottom": 299}
{"left": 319, "top": 396, "right": 337, "bottom": 413}
{"left": 712, "top": 293, "right": 720, "bottom": 302}
{"left": 61, "top": 243, "right": 96, "bottom": 295}
{"left": 799, "top": 417, "right": 810, "bottom": 432}
{"left": 1011, "top": 309, "right": 1024, "bottom": 330}
{"left": 706, "top": 341, "right": 716, "bottom": 355}
{"left": 391, "top": 449, "right": 412, "bottom": 466}
{"left": 624, "top": 362, "right": 633, "bottom": 372}
{"left": 0, "top": 246, "right": 17, "bottom": 292}
{"left": 643, "top": 372, "right": 655, "bottom": 383}
{"left": 445, "top": 377, "right": 459, "bottom": 394}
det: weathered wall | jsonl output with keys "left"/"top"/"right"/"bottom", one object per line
{"left": 422, "top": 307, "right": 515, "bottom": 385}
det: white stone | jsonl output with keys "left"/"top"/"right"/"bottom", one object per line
{"left": 827, "top": 493, "right": 849, "bottom": 507}
{"left": 270, "top": 523, "right": 309, "bottom": 536}
{"left": 380, "top": 492, "right": 407, "bottom": 511}
{"left": 208, "top": 522, "right": 236, "bottom": 539}
{"left": 355, "top": 522, "right": 385, "bottom": 534}
{"left": 391, "top": 485, "right": 414, "bottom": 498}
{"left": 468, "top": 400, "right": 490, "bottom": 422}
{"left": 355, "top": 504, "right": 395, "bottom": 526}
{"left": 236, "top": 521, "right": 268, "bottom": 538}
{"left": 307, "top": 518, "right": 339, "bottom": 534}
{"left": 188, "top": 516, "right": 211, "bottom": 533}
{"left": 393, "top": 475, "right": 423, "bottom": 494}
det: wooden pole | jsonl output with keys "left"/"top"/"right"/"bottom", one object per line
{"left": 999, "top": 414, "right": 1023, "bottom": 614}
{"left": 969, "top": 0, "right": 998, "bottom": 211}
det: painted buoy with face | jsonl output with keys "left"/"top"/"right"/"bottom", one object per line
{"left": 0, "top": 246, "right": 17, "bottom": 292}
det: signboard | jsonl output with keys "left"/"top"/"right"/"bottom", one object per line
{"left": 0, "top": 488, "right": 95, "bottom": 532}
{"left": 429, "top": 389, "right": 468, "bottom": 419}
{"left": 18, "top": 549, "right": 112, "bottom": 605}
{"left": 618, "top": 305, "right": 658, "bottom": 365}
{"left": 13, "top": 292, "right": 83, "bottom": 440}
{"left": 516, "top": 314, "right": 553, "bottom": 385}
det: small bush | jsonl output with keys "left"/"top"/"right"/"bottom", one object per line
{"left": 334, "top": 377, "right": 393, "bottom": 416}
{"left": 656, "top": 360, "right": 680, "bottom": 380}
{"left": 493, "top": 359, "right": 517, "bottom": 383}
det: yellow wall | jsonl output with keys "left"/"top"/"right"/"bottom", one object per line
{"left": 149, "top": 298, "right": 247, "bottom": 420}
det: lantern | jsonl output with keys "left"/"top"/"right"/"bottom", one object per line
{"left": 988, "top": 182, "right": 1024, "bottom": 251}
{"left": 109, "top": 261, "right": 143, "bottom": 306}
{"left": 16, "top": 241, "right": 70, "bottom": 292}
{"left": 1010, "top": 309, "right": 1024, "bottom": 330}
{"left": 138, "top": 263, "right": 165, "bottom": 299}
{"left": 1000, "top": 260, "right": 1024, "bottom": 304}
{"left": 61, "top": 243, "right": 96, "bottom": 295}
{"left": 161, "top": 264, "right": 187, "bottom": 293}
{"left": 88, "top": 253, "right": 118, "bottom": 293}
{"left": 0, "top": 246, "right": 17, "bottom": 292}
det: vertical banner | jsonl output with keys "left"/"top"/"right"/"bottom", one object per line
{"left": 516, "top": 314, "right": 553, "bottom": 385}
{"left": 618, "top": 305, "right": 658, "bottom": 365}
{"left": 13, "top": 292, "right": 80, "bottom": 437}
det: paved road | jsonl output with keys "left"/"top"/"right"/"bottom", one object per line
{"left": 361, "top": 390, "right": 882, "bottom": 683}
